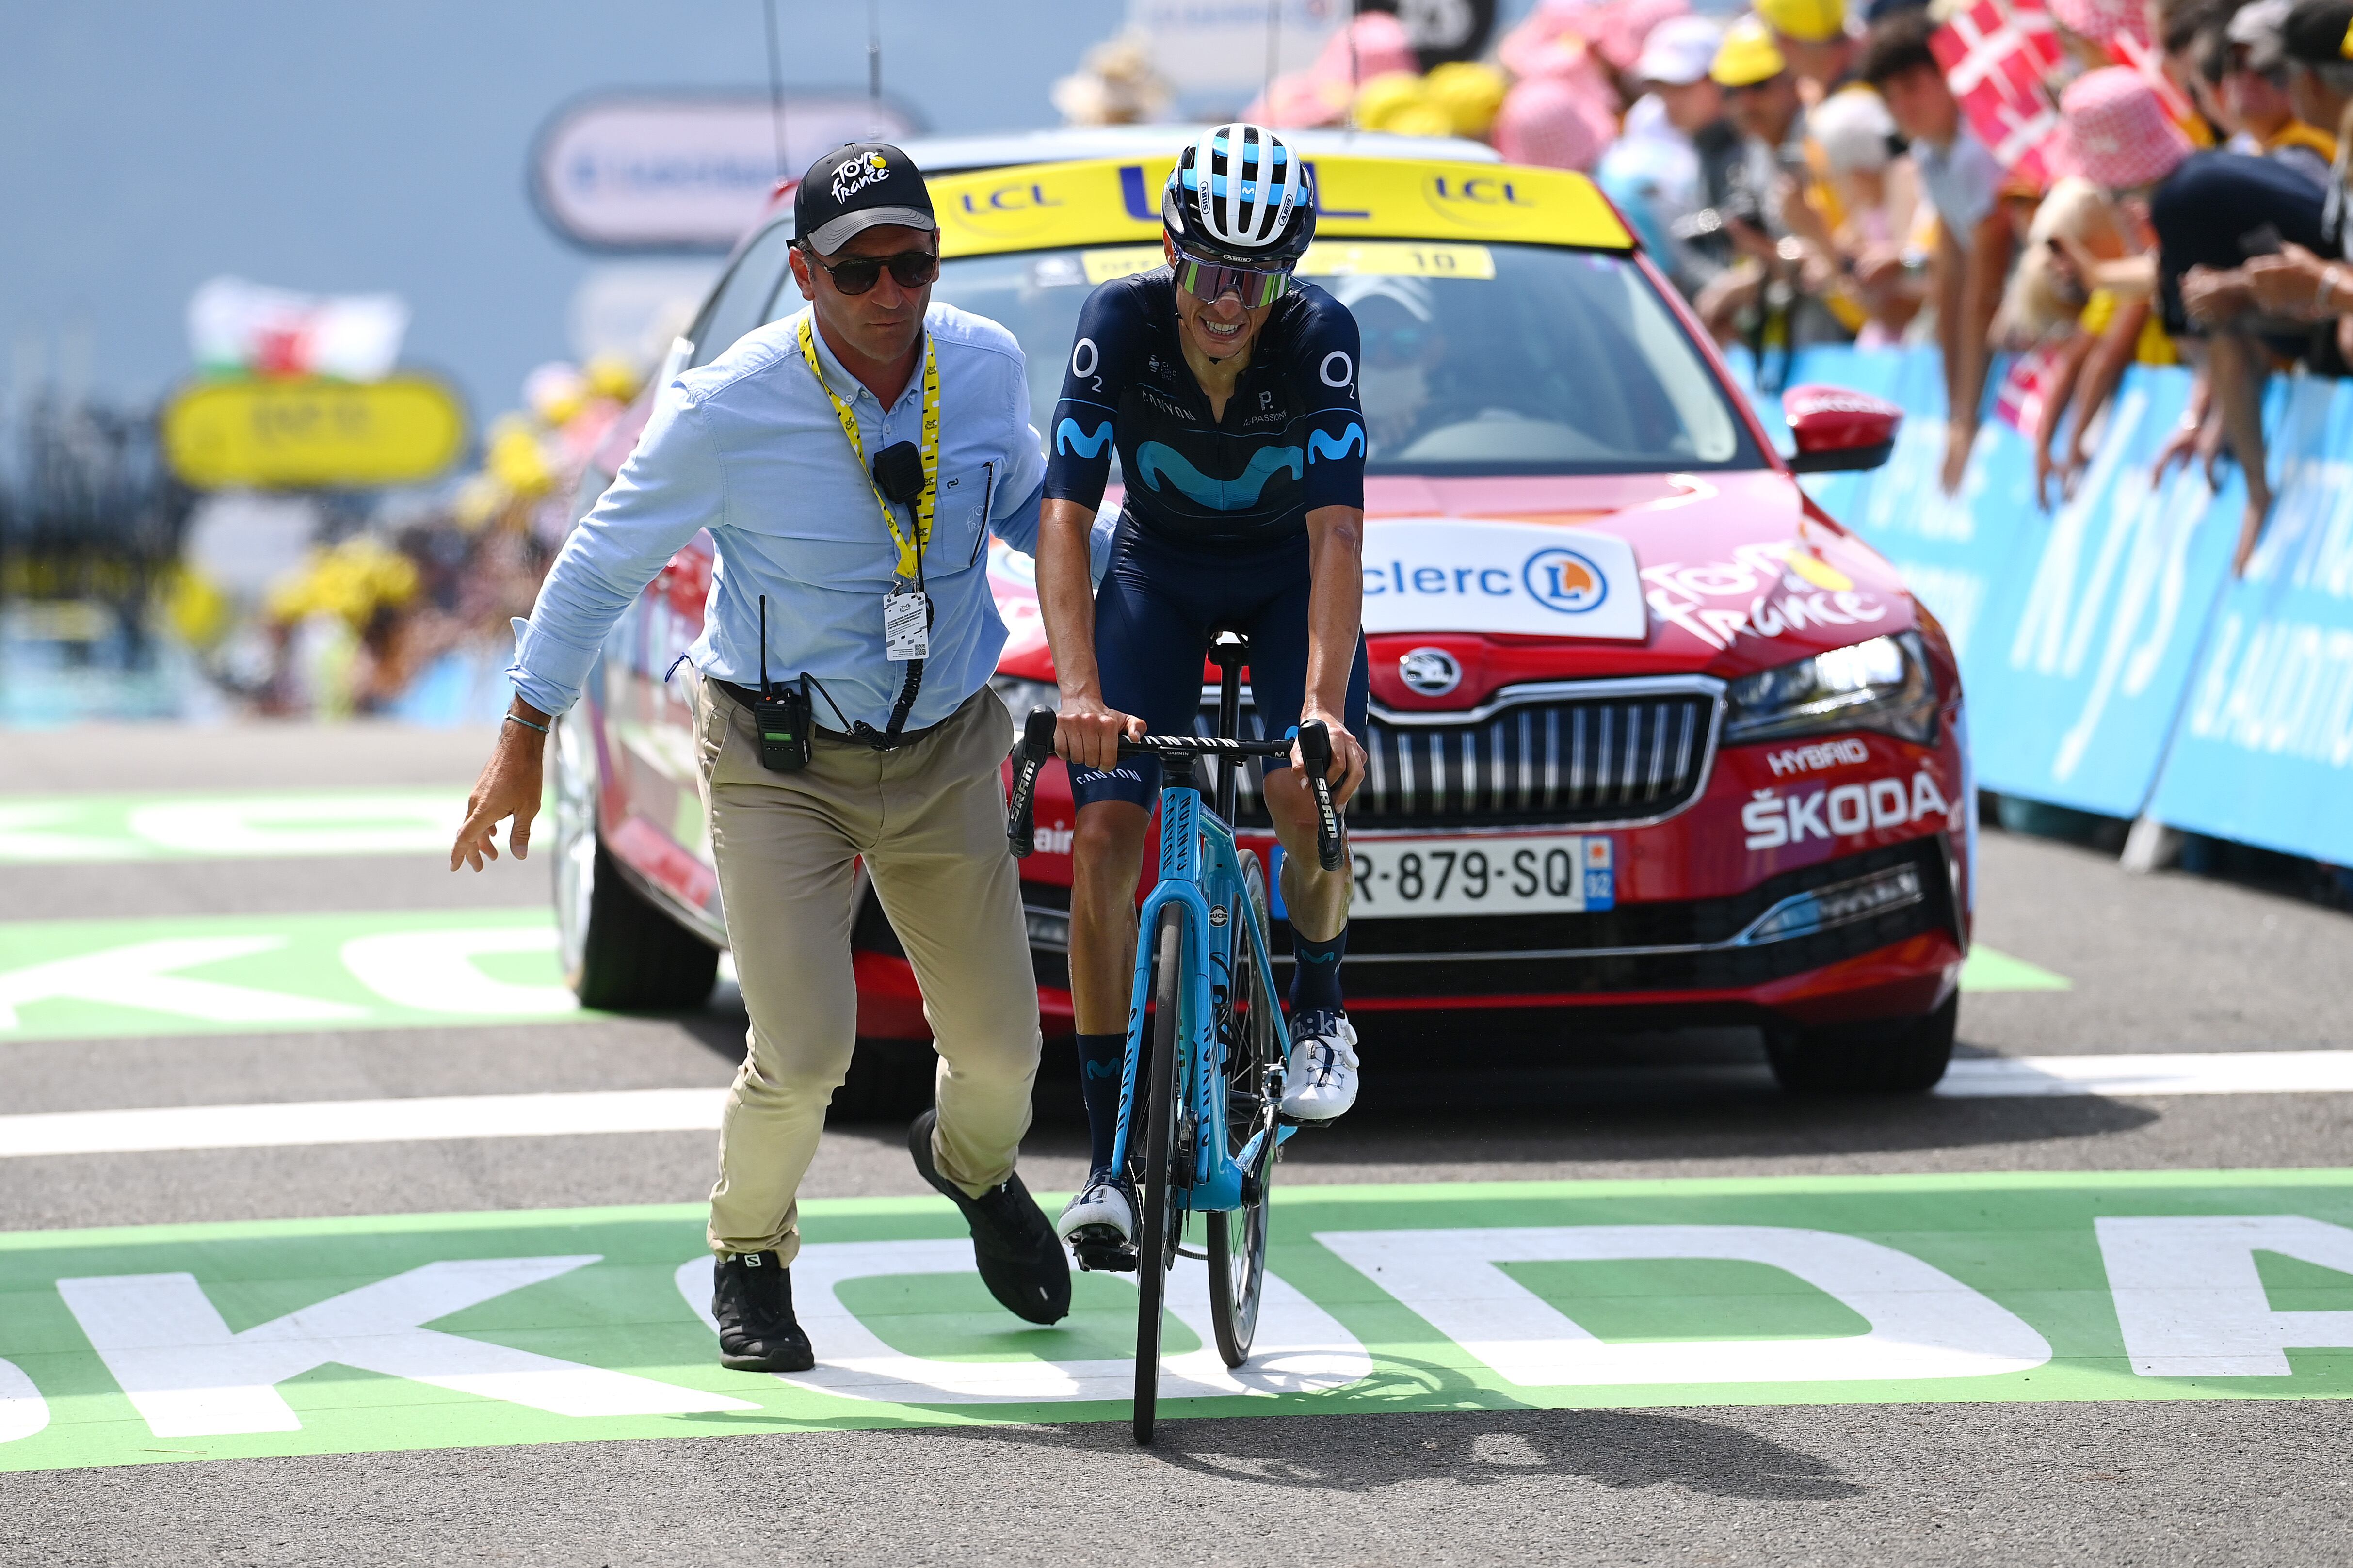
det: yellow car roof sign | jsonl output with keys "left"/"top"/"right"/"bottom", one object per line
{"left": 931, "top": 155, "right": 1632, "bottom": 258}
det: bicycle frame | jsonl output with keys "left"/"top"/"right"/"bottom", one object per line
{"left": 1108, "top": 784, "right": 1291, "bottom": 1216}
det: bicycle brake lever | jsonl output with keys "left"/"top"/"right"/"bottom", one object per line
{"left": 1296, "top": 720, "right": 1344, "bottom": 872}
{"left": 1007, "top": 707, "right": 1057, "bottom": 858}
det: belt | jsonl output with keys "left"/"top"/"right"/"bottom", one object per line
{"left": 711, "top": 678, "right": 949, "bottom": 751}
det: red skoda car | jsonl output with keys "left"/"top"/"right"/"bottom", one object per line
{"left": 549, "top": 133, "right": 1970, "bottom": 1098}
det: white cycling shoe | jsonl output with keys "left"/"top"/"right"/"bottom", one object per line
{"left": 1056, "top": 1171, "right": 1138, "bottom": 1271}
{"left": 1280, "top": 1009, "right": 1360, "bottom": 1121}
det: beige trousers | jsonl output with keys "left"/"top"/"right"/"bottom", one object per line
{"left": 693, "top": 675, "right": 1042, "bottom": 1261}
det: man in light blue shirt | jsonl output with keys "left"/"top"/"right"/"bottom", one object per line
{"left": 450, "top": 143, "right": 1070, "bottom": 1374}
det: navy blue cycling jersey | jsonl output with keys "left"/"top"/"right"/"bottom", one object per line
{"left": 1042, "top": 269, "right": 1366, "bottom": 547}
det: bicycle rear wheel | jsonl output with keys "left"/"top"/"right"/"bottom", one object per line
{"left": 1209, "top": 855, "right": 1279, "bottom": 1367}
{"left": 1133, "top": 903, "right": 1186, "bottom": 1446}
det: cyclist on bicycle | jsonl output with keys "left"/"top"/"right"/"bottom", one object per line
{"left": 1032, "top": 124, "right": 1371, "bottom": 1264}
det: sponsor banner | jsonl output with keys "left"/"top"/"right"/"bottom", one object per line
{"left": 162, "top": 373, "right": 467, "bottom": 490}
{"left": 2149, "top": 376, "right": 2353, "bottom": 866}
{"left": 1962, "top": 368, "right": 2244, "bottom": 818}
{"left": 531, "top": 94, "right": 921, "bottom": 251}
{"left": 5, "top": 1173, "right": 2351, "bottom": 1472}
{"left": 1360, "top": 518, "right": 1646, "bottom": 640}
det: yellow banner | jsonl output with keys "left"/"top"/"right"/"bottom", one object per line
{"left": 935, "top": 155, "right": 1631, "bottom": 260}
{"left": 163, "top": 375, "right": 468, "bottom": 490}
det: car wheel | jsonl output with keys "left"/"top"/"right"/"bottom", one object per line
{"left": 1763, "top": 992, "right": 1957, "bottom": 1094}
{"left": 552, "top": 708, "right": 720, "bottom": 1012}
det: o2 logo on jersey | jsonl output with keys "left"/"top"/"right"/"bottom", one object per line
{"left": 1319, "top": 351, "right": 1353, "bottom": 389}
{"left": 1523, "top": 548, "right": 1607, "bottom": 614}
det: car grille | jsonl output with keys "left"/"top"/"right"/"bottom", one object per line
{"left": 1200, "top": 683, "right": 1721, "bottom": 829}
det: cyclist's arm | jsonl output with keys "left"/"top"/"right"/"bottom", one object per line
{"left": 1299, "top": 503, "right": 1368, "bottom": 805}
{"left": 1039, "top": 281, "right": 1144, "bottom": 772}
{"left": 1292, "top": 295, "right": 1369, "bottom": 803}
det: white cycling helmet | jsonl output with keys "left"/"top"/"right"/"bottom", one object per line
{"left": 1160, "top": 123, "right": 1318, "bottom": 269}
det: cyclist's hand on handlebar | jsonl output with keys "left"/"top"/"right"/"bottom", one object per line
{"left": 1291, "top": 709, "right": 1367, "bottom": 809}
{"left": 1054, "top": 691, "right": 1144, "bottom": 772}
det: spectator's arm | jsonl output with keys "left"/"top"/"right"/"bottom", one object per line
{"left": 1942, "top": 208, "right": 2013, "bottom": 494}
{"left": 2065, "top": 292, "right": 2149, "bottom": 482}
{"left": 2207, "top": 332, "right": 2274, "bottom": 575}
{"left": 2032, "top": 331, "right": 2094, "bottom": 511}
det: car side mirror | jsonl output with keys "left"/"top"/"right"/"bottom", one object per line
{"left": 1782, "top": 384, "right": 1902, "bottom": 473}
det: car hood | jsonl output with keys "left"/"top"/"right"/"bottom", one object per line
{"left": 987, "top": 467, "right": 1918, "bottom": 712}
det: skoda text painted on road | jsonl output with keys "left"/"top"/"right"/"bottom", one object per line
{"left": 0, "top": 790, "right": 468, "bottom": 864}
{"left": 0, "top": 909, "right": 582, "bottom": 1040}
{"left": 2, "top": 1172, "right": 2350, "bottom": 1472}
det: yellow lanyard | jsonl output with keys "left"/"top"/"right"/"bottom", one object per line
{"left": 799, "top": 316, "right": 939, "bottom": 583}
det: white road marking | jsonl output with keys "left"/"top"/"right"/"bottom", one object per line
{"left": 6, "top": 1050, "right": 2352, "bottom": 1159}
{"left": 0, "top": 1088, "right": 727, "bottom": 1157}
{"left": 1936, "top": 1050, "right": 2353, "bottom": 1098}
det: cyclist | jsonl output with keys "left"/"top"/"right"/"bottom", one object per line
{"left": 1031, "top": 124, "right": 1371, "bottom": 1266}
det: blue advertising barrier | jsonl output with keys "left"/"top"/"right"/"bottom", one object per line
{"left": 2148, "top": 375, "right": 2353, "bottom": 866}
{"left": 1737, "top": 344, "right": 2343, "bottom": 865}
{"left": 1960, "top": 368, "right": 2249, "bottom": 818}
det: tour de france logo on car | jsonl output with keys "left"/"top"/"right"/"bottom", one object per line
{"left": 1522, "top": 547, "right": 1607, "bottom": 614}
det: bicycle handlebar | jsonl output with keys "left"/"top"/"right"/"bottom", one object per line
{"left": 1006, "top": 709, "right": 1345, "bottom": 871}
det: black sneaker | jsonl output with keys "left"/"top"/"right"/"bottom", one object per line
{"left": 710, "top": 1250, "right": 815, "bottom": 1372}
{"left": 908, "top": 1108, "right": 1072, "bottom": 1325}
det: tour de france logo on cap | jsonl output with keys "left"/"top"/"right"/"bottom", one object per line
{"left": 832, "top": 150, "right": 891, "bottom": 203}
{"left": 1523, "top": 546, "right": 1608, "bottom": 614}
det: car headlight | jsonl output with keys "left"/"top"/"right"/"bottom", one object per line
{"left": 988, "top": 675, "right": 1060, "bottom": 741}
{"left": 1724, "top": 631, "right": 1937, "bottom": 745}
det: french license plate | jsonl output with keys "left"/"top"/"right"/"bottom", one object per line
{"left": 1345, "top": 834, "right": 1614, "bottom": 919}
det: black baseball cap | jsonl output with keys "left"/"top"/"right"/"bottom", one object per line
{"left": 2281, "top": 0, "right": 2353, "bottom": 63}
{"left": 793, "top": 143, "right": 936, "bottom": 254}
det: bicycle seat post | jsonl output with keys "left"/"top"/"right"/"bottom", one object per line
{"left": 1209, "top": 628, "right": 1248, "bottom": 825}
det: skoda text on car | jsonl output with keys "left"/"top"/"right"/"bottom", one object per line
{"left": 551, "top": 129, "right": 1971, "bottom": 1096}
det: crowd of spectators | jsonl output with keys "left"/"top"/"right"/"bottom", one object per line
{"left": 1221, "top": 0, "right": 2353, "bottom": 573}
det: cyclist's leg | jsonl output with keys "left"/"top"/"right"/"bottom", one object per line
{"left": 1063, "top": 536, "right": 1209, "bottom": 1235}
{"left": 1243, "top": 566, "right": 1370, "bottom": 1118}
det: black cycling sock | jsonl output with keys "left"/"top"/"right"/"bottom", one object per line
{"left": 1074, "top": 1032, "right": 1125, "bottom": 1175}
{"left": 1289, "top": 925, "right": 1347, "bottom": 1014}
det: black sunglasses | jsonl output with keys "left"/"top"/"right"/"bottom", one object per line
{"left": 802, "top": 245, "right": 940, "bottom": 296}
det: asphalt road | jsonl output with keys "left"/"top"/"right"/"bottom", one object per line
{"left": 2, "top": 723, "right": 2350, "bottom": 1567}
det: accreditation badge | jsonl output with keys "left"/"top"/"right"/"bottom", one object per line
{"left": 883, "top": 584, "right": 931, "bottom": 661}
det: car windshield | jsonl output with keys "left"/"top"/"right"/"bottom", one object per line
{"left": 724, "top": 236, "right": 1760, "bottom": 477}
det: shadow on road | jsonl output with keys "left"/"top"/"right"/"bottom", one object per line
{"left": 920, "top": 1404, "right": 1866, "bottom": 1503}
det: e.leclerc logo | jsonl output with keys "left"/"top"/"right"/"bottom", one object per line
{"left": 1522, "top": 547, "right": 1607, "bottom": 614}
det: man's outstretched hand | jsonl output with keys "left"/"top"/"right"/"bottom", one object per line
{"left": 451, "top": 704, "right": 551, "bottom": 872}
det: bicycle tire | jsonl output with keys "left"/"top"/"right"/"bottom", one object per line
{"left": 1209, "top": 855, "right": 1277, "bottom": 1367}
{"left": 1133, "top": 903, "right": 1186, "bottom": 1446}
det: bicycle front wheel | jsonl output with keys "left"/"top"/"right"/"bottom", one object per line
{"left": 1209, "top": 854, "right": 1278, "bottom": 1367}
{"left": 1133, "top": 903, "right": 1186, "bottom": 1446}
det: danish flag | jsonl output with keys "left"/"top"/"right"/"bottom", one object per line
{"left": 1931, "top": 0, "right": 2067, "bottom": 185}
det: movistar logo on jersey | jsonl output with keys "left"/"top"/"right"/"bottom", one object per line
{"left": 1055, "top": 418, "right": 1114, "bottom": 459}
{"left": 1308, "top": 424, "right": 1366, "bottom": 464}
{"left": 1135, "top": 442, "right": 1302, "bottom": 511}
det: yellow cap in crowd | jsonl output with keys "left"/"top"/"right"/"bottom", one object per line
{"left": 1711, "top": 16, "right": 1789, "bottom": 85}
{"left": 1757, "top": 0, "right": 1848, "bottom": 43}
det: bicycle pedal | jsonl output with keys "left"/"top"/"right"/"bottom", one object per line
{"left": 1071, "top": 1237, "right": 1138, "bottom": 1273}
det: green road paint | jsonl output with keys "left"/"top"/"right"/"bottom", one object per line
{"left": 3, "top": 1172, "right": 2351, "bottom": 1472}
{"left": 0, "top": 790, "right": 472, "bottom": 864}
{"left": 1960, "top": 945, "right": 2072, "bottom": 992}
{"left": 0, "top": 909, "right": 586, "bottom": 1041}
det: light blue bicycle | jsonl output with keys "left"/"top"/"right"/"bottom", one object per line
{"left": 1008, "top": 630, "right": 1343, "bottom": 1444}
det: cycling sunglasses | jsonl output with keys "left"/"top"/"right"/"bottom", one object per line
{"left": 1172, "top": 248, "right": 1294, "bottom": 309}
{"left": 803, "top": 245, "right": 940, "bottom": 296}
